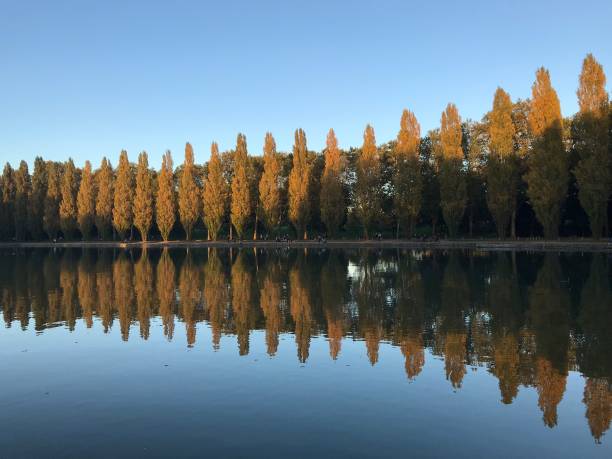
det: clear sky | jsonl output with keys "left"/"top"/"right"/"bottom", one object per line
{"left": 1, "top": 0, "right": 610, "bottom": 169}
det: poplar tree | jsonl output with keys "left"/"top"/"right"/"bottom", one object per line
{"left": 487, "top": 88, "right": 517, "bottom": 238}
{"left": 574, "top": 54, "right": 609, "bottom": 238}
{"left": 133, "top": 151, "right": 153, "bottom": 241}
{"left": 0, "top": 163, "right": 15, "bottom": 240}
{"left": 156, "top": 150, "right": 176, "bottom": 241}
{"left": 355, "top": 124, "right": 381, "bottom": 238}
{"left": 320, "top": 128, "right": 345, "bottom": 236}
{"left": 393, "top": 109, "right": 422, "bottom": 237}
{"left": 113, "top": 150, "right": 134, "bottom": 239}
{"left": 95, "top": 157, "right": 114, "bottom": 240}
{"left": 43, "top": 162, "right": 61, "bottom": 240}
{"left": 178, "top": 142, "right": 199, "bottom": 240}
{"left": 288, "top": 128, "right": 312, "bottom": 239}
{"left": 14, "top": 161, "right": 31, "bottom": 240}
{"left": 231, "top": 133, "right": 251, "bottom": 239}
{"left": 203, "top": 142, "right": 228, "bottom": 240}
{"left": 28, "top": 157, "right": 46, "bottom": 240}
{"left": 258, "top": 132, "right": 282, "bottom": 234}
{"left": 526, "top": 67, "right": 568, "bottom": 239}
{"left": 77, "top": 160, "right": 95, "bottom": 239}
{"left": 59, "top": 159, "right": 78, "bottom": 239}
{"left": 439, "top": 103, "right": 466, "bottom": 237}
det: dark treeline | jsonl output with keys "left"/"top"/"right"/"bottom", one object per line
{"left": 1, "top": 54, "right": 610, "bottom": 241}
{"left": 1, "top": 247, "right": 611, "bottom": 440}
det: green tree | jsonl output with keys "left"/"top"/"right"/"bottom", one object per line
{"left": 439, "top": 103, "right": 466, "bottom": 237}
{"left": 133, "top": 151, "right": 153, "bottom": 241}
{"left": 203, "top": 142, "right": 228, "bottom": 240}
{"left": 355, "top": 125, "right": 381, "bottom": 238}
{"left": 113, "top": 150, "right": 134, "bottom": 239}
{"left": 156, "top": 150, "right": 176, "bottom": 241}
{"left": 259, "top": 132, "right": 282, "bottom": 235}
{"left": 320, "top": 128, "right": 345, "bottom": 236}
{"left": 526, "top": 67, "right": 568, "bottom": 238}
{"left": 28, "top": 157, "right": 47, "bottom": 240}
{"left": 393, "top": 110, "right": 422, "bottom": 237}
{"left": 231, "top": 134, "right": 251, "bottom": 239}
{"left": 59, "top": 159, "right": 78, "bottom": 239}
{"left": 178, "top": 142, "right": 199, "bottom": 240}
{"left": 95, "top": 157, "right": 114, "bottom": 240}
{"left": 487, "top": 88, "right": 517, "bottom": 238}
{"left": 0, "top": 163, "right": 15, "bottom": 240}
{"left": 288, "top": 128, "right": 312, "bottom": 239}
{"left": 43, "top": 162, "right": 61, "bottom": 240}
{"left": 14, "top": 161, "right": 31, "bottom": 240}
{"left": 574, "top": 54, "right": 610, "bottom": 238}
{"left": 77, "top": 160, "right": 95, "bottom": 239}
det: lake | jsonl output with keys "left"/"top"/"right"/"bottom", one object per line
{"left": 0, "top": 247, "right": 611, "bottom": 458}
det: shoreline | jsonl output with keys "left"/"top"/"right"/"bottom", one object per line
{"left": 1, "top": 239, "right": 612, "bottom": 252}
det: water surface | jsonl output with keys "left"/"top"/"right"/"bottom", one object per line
{"left": 1, "top": 248, "right": 611, "bottom": 458}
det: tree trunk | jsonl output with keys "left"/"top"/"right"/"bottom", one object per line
{"left": 229, "top": 225, "right": 233, "bottom": 240}
{"left": 511, "top": 207, "right": 517, "bottom": 239}
{"left": 253, "top": 215, "right": 258, "bottom": 240}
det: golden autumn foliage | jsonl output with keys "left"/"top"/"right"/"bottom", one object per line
{"left": 156, "top": 249, "right": 176, "bottom": 340}
{"left": 355, "top": 124, "right": 381, "bottom": 238}
{"left": 583, "top": 377, "right": 612, "bottom": 443}
{"left": 230, "top": 134, "right": 251, "bottom": 239}
{"left": 320, "top": 128, "right": 345, "bottom": 236}
{"left": 526, "top": 67, "right": 568, "bottom": 239}
{"left": 203, "top": 142, "right": 227, "bottom": 240}
{"left": 393, "top": 110, "right": 422, "bottom": 237}
{"left": 113, "top": 150, "right": 134, "bottom": 239}
{"left": 258, "top": 132, "right": 282, "bottom": 234}
{"left": 574, "top": 54, "right": 610, "bottom": 238}
{"left": 76, "top": 160, "right": 95, "bottom": 239}
{"left": 156, "top": 151, "right": 176, "bottom": 241}
{"left": 95, "top": 157, "right": 114, "bottom": 240}
{"left": 178, "top": 143, "right": 200, "bottom": 240}
{"left": 59, "top": 159, "right": 78, "bottom": 239}
{"left": 133, "top": 151, "right": 153, "bottom": 241}
{"left": 288, "top": 128, "right": 312, "bottom": 239}
{"left": 439, "top": 104, "right": 466, "bottom": 237}
{"left": 203, "top": 249, "right": 228, "bottom": 349}
{"left": 487, "top": 88, "right": 518, "bottom": 238}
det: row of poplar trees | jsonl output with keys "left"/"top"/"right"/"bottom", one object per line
{"left": 0, "top": 54, "right": 610, "bottom": 241}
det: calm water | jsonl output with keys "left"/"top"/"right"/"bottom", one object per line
{"left": 1, "top": 248, "right": 611, "bottom": 458}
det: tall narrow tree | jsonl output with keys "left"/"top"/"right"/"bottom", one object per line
{"left": 77, "top": 160, "right": 95, "bottom": 239}
{"left": 133, "top": 151, "right": 153, "bottom": 241}
{"left": 14, "top": 161, "right": 31, "bottom": 240}
{"left": 231, "top": 134, "right": 251, "bottom": 239}
{"left": 487, "top": 88, "right": 517, "bottom": 238}
{"left": 95, "top": 158, "right": 114, "bottom": 240}
{"left": 355, "top": 124, "right": 381, "bottom": 238}
{"left": 156, "top": 150, "right": 176, "bottom": 241}
{"left": 27, "top": 157, "right": 46, "bottom": 240}
{"left": 203, "top": 142, "right": 228, "bottom": 240}
{"left": 0, "top": 163, "right": 15, "bottom": 240}
{"left": 574, "top": 54, "right": 610, "bottom": 238}
{"left": 43, "top": 162, "right": 61, "bottom": 240}
{"left": 439, "top": 103, "right": 466, "bottom": 237}
{"left": 393, "top": 109, "right": 422, "bottom": 238}
{"left": 59, "top": 159, "right": 78, "bottom": 239}
{"left": 259, "top": 132, "right": 282, "bottom": 235}
{"left": 288, "top": 128, "right": 312, "bottom": 239}
{"left": 526, "top": 67, "right": 568, "bottom": 238}
{"left": 113, "top": 150, "right": 134, "bottom": 239}
{"left": 178, "top": 142, "right": 199, "bottom": 240}
{"left": 320, "top": 128, "right": 345, "bottom": 237}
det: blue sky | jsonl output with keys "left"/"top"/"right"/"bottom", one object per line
{"left": 1, "top": 0, "right": 610, "bottom": 169}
